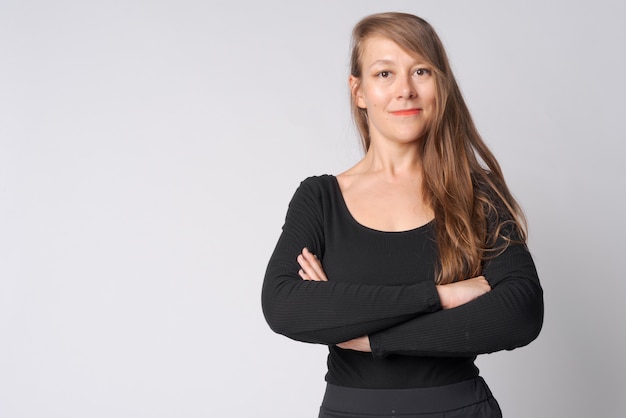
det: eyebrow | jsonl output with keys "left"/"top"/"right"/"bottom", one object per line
{"left": 369, "top": 59, "right": 394, "bottom": 68}
{"left": 368, "top": 58, "right": 428, "bottom": 69}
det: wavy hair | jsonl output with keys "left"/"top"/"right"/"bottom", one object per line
{"left": 350, "top": 12, "right": 527, "bottom": 284}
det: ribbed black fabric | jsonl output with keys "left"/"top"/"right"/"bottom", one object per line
{"left": 319, "top": 377, "right": 502, "bottom": 417}
{"left": 262, "top": 175, "right": 543, "bottom": 389}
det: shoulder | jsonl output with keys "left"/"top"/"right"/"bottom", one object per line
{"left": 287, "top": 174, "right": 337, "bottom": 203}
{"left": 299, "top": 174, "right": 335, "bottom": 188}
{"left": 285, "top": 175, "right": 337, "bottom": 223}
{"left": 473, "top": 172, "right": 510, "bottom": 215}
{"left": 474, "top": 174, "right": 525, "bottom": 245}
{"left": 293, "top": 174, "right": 336, "bottom": 198}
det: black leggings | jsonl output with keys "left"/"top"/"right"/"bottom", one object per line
{"left": 319, "top": 377, "right": 502, "bottom": 418}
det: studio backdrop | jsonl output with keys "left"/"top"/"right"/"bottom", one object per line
{"left": 1, "top": 1, "right": 624, "bottom": 417}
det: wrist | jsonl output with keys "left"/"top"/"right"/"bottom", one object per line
{"left": 435, "top": 285, "right": 450, "bottom": 309}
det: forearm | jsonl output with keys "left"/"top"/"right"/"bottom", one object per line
{"left": 262, "top": 267, "right": 440, "bottom": 344}
{"left": 369, "top": 244, "right": 544, "bottom": 357}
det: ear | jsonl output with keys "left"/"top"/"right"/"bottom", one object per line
{"left": 349, "top": 75, "right": 366, "bottom": 109}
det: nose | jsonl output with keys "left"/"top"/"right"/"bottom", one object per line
{"left": 397, "top": 75, "right": 416, "bottom": 99}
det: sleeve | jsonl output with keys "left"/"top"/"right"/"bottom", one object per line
{"left": 261, "top": 178, "right": 441, "bottom": 345}
{"left": 368, "top": 242, "right": 544, "bottom": 357}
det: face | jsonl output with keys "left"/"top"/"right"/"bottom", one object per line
{"left": 351, "top": 36, "right": 436, "bottom": 146}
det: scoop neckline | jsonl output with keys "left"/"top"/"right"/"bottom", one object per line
{"left": 328, "top": 174, "right": 434, "bottom": 234}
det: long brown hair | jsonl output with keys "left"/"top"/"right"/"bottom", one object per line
{"left": 350, "top": 12, "right": 527, "bottom": 284}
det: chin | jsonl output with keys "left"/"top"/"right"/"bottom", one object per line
{"left": 396, "top": 133, "right": 426, "bottom": 143}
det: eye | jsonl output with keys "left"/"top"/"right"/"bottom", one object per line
{"left": 376, "top": 70, "right": 391, "bottom": 78}
{"left": 414, "top": 68, "right": 431, "bottom": 76}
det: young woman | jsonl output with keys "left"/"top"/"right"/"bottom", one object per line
{"left": 262, "top": 12, "right": 543, "bottom": 418}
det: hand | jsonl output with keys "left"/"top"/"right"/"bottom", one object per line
{"left": 436, "top": 276, "right": 491, "bottom": 309}
{"left": 297, "top": 247, "right": 328, "bottom": 282}
{"left": 336, "top": 335, "right": 371, "bottom": 352}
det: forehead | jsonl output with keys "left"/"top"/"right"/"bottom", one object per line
{"left": 360, "top": 36, "right": 426, "bottom": 66}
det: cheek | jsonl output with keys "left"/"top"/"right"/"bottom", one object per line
{"left": 419, "top": 93, "right": 436, "bottom": 111}
{"left": 361, "top": 83, "right": 388, "bottom": 106}
{"left": 423, "top": 83, "right": 437, "bottom": 106}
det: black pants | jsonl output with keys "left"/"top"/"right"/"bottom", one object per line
{"left": 319, "top": 377, "right": 502, "bottom": 418}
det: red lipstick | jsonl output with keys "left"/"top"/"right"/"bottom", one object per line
{"left": 391, "top": 109, "right": 421, "bottom": 116}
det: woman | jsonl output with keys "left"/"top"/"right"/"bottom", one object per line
{"left": 262, "top": 12, "right": 543, "bottom": 418}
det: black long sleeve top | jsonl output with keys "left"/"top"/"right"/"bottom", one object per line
{"left": 262, "top": 175, "right": 543, "bottom": 389}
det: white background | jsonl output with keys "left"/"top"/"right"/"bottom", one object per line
{"left": 1, "top": 1, "right": 625, "bottom": 417}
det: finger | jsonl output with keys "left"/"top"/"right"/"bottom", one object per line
{"left": 297, "top": 255, "right": 323, "bottom": 281}
{"left": 336, "top": 341, "right": 350, "bottom": 350}
{"left": 303, "top": 248, "right": 328, "bottom": 281}
{"left": 299, "top": 267, "right": 322, "bottom": 282}
{"left": 298, "top": 268, "right": 313, "bottom": 281}
{"left": 306, "top": 255, "right": 328, "bottom": 281}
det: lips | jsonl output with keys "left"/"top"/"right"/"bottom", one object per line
{"left": 390, "top": 108, "right": 421, "bottom": 116}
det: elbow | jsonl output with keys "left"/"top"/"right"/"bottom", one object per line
{"left": 261, "top": 283, "right": 326, "bottom": 344}
{"left": 261, "top": 284, "right": 301, "bottom": 337}
{"left": 262, "top": 298, "right": 318, "bottom": 343}
{"left": 508, "top": 284, "right": 544, "bottom": 350}
{"left": 513, "top": 311, "right": 543, "bottom": 350}
{"left": 524, "top": 293, "right": 544, "bottom": 346}
{"left": 262, "top": 304, "right": 290, "bottom": 336}
{"left": 523, "top": 282, "right": 544, "bottom": 345}
{"left": 261, "top": 288, "right": 287, "bottom": 335}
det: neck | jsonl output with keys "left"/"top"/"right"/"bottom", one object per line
{"left": 360, "top": 140, "right": 424, "bottom": 181}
